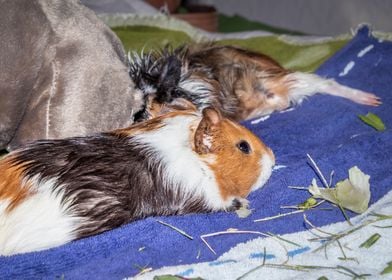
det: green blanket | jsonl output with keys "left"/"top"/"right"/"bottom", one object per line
{"left": 109, "top": 15, "right": 350, "bottom": 72}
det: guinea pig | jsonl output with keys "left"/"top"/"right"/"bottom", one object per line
{"left": 129, "top": 44, "right": 381, "bottom": 122}
{"left": 0, "top": 107, "right": 275, "bottom": 255}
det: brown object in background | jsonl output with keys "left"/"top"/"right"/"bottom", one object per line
{"left": 173, "top": 5, "right": 218, "bottom": 32}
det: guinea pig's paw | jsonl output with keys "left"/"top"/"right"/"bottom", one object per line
{"left": 226, "top": 197, "right": 249, "bottom": 211}
{"left": 355, "top": 91, "right": 382, "bottom": 106}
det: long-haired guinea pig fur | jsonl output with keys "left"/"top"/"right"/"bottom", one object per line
{"left": 0, "top": 108, "right": 274, "bottom": 255}
{"left": 129, "top": 44, "right": 381, "bottom": 122}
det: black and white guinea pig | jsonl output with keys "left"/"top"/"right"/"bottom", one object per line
{"left": 0, "top": 108, "right": 275, "bottom": 255}
{"left": 130, "top": 44, "right": 381, "bottom": 122}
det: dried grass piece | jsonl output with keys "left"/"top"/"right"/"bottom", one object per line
{"left": 156, "top": 220, "right": 194, "bottom": 240}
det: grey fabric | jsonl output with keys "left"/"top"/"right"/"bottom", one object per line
{"left": 0, "top": 0, "right": 143, "bottom": 151}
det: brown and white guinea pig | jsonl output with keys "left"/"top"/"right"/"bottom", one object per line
{"left": 0, "top": 107, "right": 274, "bottom": 255}
{"left": 129, "top": 44, "right": 381, "bottom": 122}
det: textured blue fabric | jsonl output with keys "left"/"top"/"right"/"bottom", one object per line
{"left": 1, "top": 26, "right": 391, "bottom": 279}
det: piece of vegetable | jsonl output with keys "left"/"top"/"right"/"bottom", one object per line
{"left": 236, "top": 205, "right": 252, "bottom": 218}
{"left": 359, "top": 233, "right": 381, "bottom": 248}
{"left": 298, "top": 197, "right": 318, "bottom": 209}
{"left": 358, "top": 112, "right": 386, "bottom": 131}
{"left": 309, "top": 166, "right": 370, "bottom": 213}
{"left": 380, "top": 261, "right": 392, "bottom": 275}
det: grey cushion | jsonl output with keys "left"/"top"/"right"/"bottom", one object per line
{"left": 0, "top": 0, "right": 143, "bottom": 150}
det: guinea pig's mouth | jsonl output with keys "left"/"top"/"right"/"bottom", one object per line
{"left": 250, "top": 151, "right": 275, "bottom": 192}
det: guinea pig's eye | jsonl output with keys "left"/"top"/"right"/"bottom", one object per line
{"left": 236, "top": 140, "right": 251, "bottom": 154}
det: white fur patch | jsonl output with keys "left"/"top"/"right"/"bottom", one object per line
{"left": 250, "top": 153, "right": 275, "bottom": 192}
{"left": 141, "top": 84, "right": 156, "bottom": 95}
{"left": 284, "top": 72, "right": 373, "bottom": 105}
{"left": 132, "top": 114, "right": 231, "bottom": 210}
{"left": 0, "top": 176, "right": 80, "bottom": 255}
{"left": 179, "top": 79, "right": 211, "bottom": 94}
{"left": 178, "top": 79, "right": 214, "bottom": 108}
{"left": 202, "top": 135, "right": 213, "bottom": 150}
{"left": 285, "top": 72, "right": 333, "bottom": 105}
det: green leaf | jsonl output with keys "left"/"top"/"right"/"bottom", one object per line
{"left": 359, "top": 233, "right": 381, "bottom": 248}
{"left": 298, "top": 197, "right": 318, "bottom": 209}
{"left": 380, "top": 261, "right": 392, "bottom": 275}
{"left": 358, "top": 112, "right": 386, "bottom": 131}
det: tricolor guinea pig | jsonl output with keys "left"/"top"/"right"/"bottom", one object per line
{"left": 0, "top": 108, "right": 274, "bottom": 255}
{"left": 130, "top": 44, "right": 381, "bottom": 122}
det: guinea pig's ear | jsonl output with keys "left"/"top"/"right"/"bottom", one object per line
{"left": 202, "top": 107, "right": 222, "bottom": 125}
{"left": 194, "top": 107, "right": 222, "bottom": 154}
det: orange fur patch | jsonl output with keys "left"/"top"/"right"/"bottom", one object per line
{"left": 205, "top": 46, "right": 292, "bottom": 120}
{"left": 262, "top": 76, "right": 291, "bottom": 109}
{"left": 112, "top": 110, "right": 197, "bottom": 137}
{"left": 0, "top": 156, "right": 32, "bottom": 211}
{"left": 233, "top": 72, "right": 291, "bottom": 120}
{"left": 203, "top": 119, "right": 272, "bottom": 199}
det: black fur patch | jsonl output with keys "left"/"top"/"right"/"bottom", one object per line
{"left": 130, "top": 48, "right": 188, "bottom": 122}
{"left": 129, "top": 47, "right": 215, "bottom": 120}
{"left": 11, "top": 133, "right": 211, "bottom": 239}
{"left": 128, "top": 46, "right": 241, "bottom": 121}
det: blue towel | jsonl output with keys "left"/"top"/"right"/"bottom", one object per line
{"left": 2, "top": 26, "right": 391, "bottom": 279}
